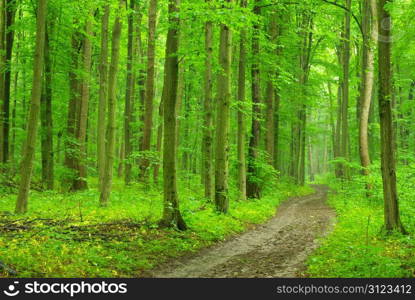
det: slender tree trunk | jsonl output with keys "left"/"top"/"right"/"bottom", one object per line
{"left": 139, "top": 0, "right": 158, "bottom": 181}
{"left": 0, "top": 0, "right": 5, "bottom": 164}
{"left": 339, "top": 0, "right": 351, "bottom": 179}
{"left": 153, "top": 96, "right": 163, "bottom": 183}
{"left": 10, "top": 6, "right": 21, "bottom": 163}
{"left": 40, "top": 22, "right": 54, "bottom": 190}
{"left": 265, "top": 15, "right": 278, "bottom": 167}
{"left": 124, "top": 0, "right": 135, "bottom": 185}
{"left": 377, "top": 0, "right": 405, "bottom": 233}
{"left": 1, "top": 0, "right": 15, "bottom": 164}
{"left": 63, "top": 31, "right": 81, "bottom": 189}
{"left": 359, "top": 0, "right": 376, "bottom": 185}
{"left": 99, "top": 0, "right": 123, "bottom": 206}
{"left": 159, "top": 0, "right": 186, "bottom": 230}
{"left": 135, "top": 8, "right": 146, "bottom": 153}
{"left": 15, "top": 0, "right": 47, "bottom": 213}
{"left": 237, "top": 0, "right": 247, "bottom": 201}
{"left": 214, "top": 0, "right": 232, "bottom": 213}
{"left": 97, "top": 3, "right": 109, "bottom": 190}
{"left": 117, "top": 139, "right": 124, "bottom": 177}
{"left": 247, "top": 0, "right": 261, "bottom": 199}
{"left": 201, "top": 0, "right": 214, "bottom": 201}
{"left": 72, "top": 13, "right": 93, "bottom": 191}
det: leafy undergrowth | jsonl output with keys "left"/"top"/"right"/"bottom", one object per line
{"left": 0, "top": 177, "right": 312, "bottom": 277}
{"left": 306, "top": 166, "right": 415, "bottom": 278}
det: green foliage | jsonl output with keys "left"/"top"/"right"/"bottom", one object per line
{"left": 0, "top": 177, "right": 311, "bottom": 277}
{"left": 306, "top": 168, "right": 415, "bottom": 278}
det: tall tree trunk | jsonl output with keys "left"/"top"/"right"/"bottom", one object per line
{"left": 117, "top": 139, "right": 124, "bottom": 177}
{"left": 15, "top": 0, "right": 47, "bottom": 213}
{"left": 63, "top": 31, "right": 81, "bottom": 189}
{"left": 1, "top": 0, "right": 15, "bottom": 164}
{"left": 124, "top": 0, "right": 135, "bottom": 185}
{"left": 265, "top": 15, "right": 278, "bottom": 167}
{"left": 0, "top": 0, "right": 5, "bottom": 164}
{"left": 237, "top": 0, "right": 247, "bottom": 201}
{"left": 99, "top": 0, "right": 123, "bottom": 206}
{"left": 359, "top": 0, "right": 376, "bottom": 185}
{"left": 334, "top": 45, "right": 343, "bottom": 178}
{"left": 40, "top": 22, "right": 54, "bottom": 190}
{"left": 135, "top": 7, "right": 146, "bottom": 154}
{"left": 201, "top": 0, "right": 214, "bottom": 201}
{"left": 339, "top": 0, "right": 351, "bottom": 179}
{"left": 139, "top": 0, "right": 158, "bottom": 181}
{"left": 72, "top": 12, "right": 93, "bottom": 191}
{"left": 153, "top": 96, "right": 163, "bottom": 184}
{"left": 9, "top": 5, "right": 21, "bottom": 163}
{"left": 214, "top": 0, "right": 232, "bottom": 213}
{"left": 159, "top": 0, "right": 186, "bottom": 230}
{"left": 377, "top": 0, "right": 405, "bottom": 233}
{"left": 97, "top": 3, "right": 110, "bottom": 190}
{"left": 292, "top": 12, "right": 313, "bottom": 186}
{"left": 247, "top": 0, "right": 261, "bottom": 199}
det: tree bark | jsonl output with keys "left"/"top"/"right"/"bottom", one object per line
{"left": 265, "top": 15, "right": 279, "bottom": 167}
{"left": 358, "top": 0, "right": 376, "bottom": 184}
{"left": 63, "top": 30, "right": 81, "bottom": 189}
{"left": 139, "top": 0, "right": 158, "bottom": 181}
{"left": 247, "top": 0, "right": 261, "bottom": 199}
{"left": 99, "top": 0, "right": 123, "bottom": 206}
{"left": 124, "top": 0, "right": 135, "bottom": 185}
{"left": 237, "top": 0, "right": 247, "bottom": 201}
{"left": 1, "top": 0, "right": 15, "bottom": 164}
{"left": 40, "top": 22, "right": 54, "bottom": 190}
{"left": 159, "top": 0, "right": 186, "bottom": 230}
{"left": 97, "top": 3, "right": 110, "bottom": 190}
{"left": 201, "top": 0, "right": 214, "bottom": 201}
{"left": 72, "top": 12, "right": 93, "bottom": 191}
{"left": 339, "top": 0, "right": 351, "bottom": 179}
{"left": 0, "top": 0, "right": 5, "bottom": 164}
{"left": 377, "top": 0, "right": 405, "bottom": 233}
{"left": 15, "top": 0, "right": 47, "bottom": 213}
{"left": 153, "top": 95, "right": 163, "bottom": 183}
{"left": 214, "top": 0, "right": 232, "bottom": 212}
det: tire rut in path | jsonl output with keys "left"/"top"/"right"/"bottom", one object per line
{"left": 150, "top": 184, "right": 335, "bottom": 278}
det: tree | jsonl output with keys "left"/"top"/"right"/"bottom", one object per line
{"left": 97, "top": 3, "right": 110, "bottom": 190}
{"left": 99, "top": 0, "right": 123, "bottom": 206}
{"left": 0, "top": 0, "right": 5, "bottom": 165}
{"left": 377, "top": 0, "right": 405, "bottom": 233}
{"left": 358, "top": 0, "right": 377, "bottom": 187}
{"left": 159, "top": 0, "right": 186, "bottom": 230}
{"left": 339, "top": 0, "right": 351, "bottom": 179}
{"left": 214, "top": 0, "right": 232, "bottom": 213}
{"left": 139, "top": 0, "right": 158, "bottom": 181}
{"left": 237, "top": 0, "right": 247, "bottom": 202}
{"left": 124, "top": 0, "right": 135, "bottom": 185}
{"left": 201, "top": 0, "right": 214, "bottom": 201}
{"left": 1, "top": 0, "right": 16, "bottom": 164}
{"left": 40, "top": 21, "right": 54, "bottom": 190}
{"left": 72, "top": 10, "right": 93, "bottom": 191}
{"left": 15, "top": 0, "right": 47, "bottom": 213}
{"left": 246, "top": 0, "right": 261, "bottom": 199}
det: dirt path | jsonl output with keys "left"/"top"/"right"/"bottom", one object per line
{"left": 150, "top": 184, "right": 335, "bottom": 278}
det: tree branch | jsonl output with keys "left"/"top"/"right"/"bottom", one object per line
{"left": 320, "top": 0, "right": 363, "bottom": 36}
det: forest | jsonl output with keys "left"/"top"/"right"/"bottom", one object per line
{"left": 0, "top": 0, "right": 414, "bottom": 278}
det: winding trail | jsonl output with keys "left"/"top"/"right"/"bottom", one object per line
{"left": 150, "top": 184, "right": 335, "bottom": 278}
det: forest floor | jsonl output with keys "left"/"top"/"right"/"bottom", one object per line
{"left": 148, "top": 185, "right": 335, "bottom": 278}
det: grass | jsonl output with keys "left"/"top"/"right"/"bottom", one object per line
{"left": 306, "top": 165, "right": 415, "bottom": 278}
{"left": 0, "top": 175, "right": 313, "bottom": 278}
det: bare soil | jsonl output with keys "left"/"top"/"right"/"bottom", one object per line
{"left": 149, "top": 184, "right": 336, "bottom": 278}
